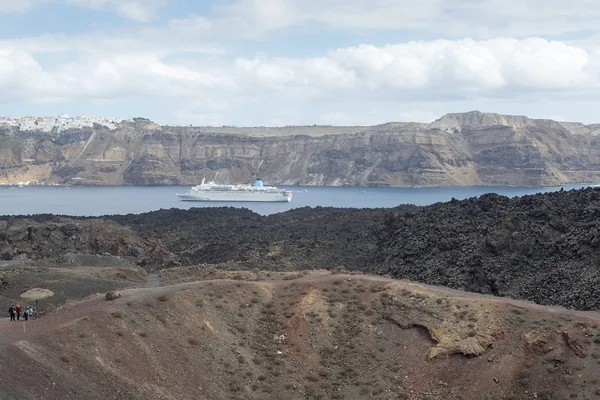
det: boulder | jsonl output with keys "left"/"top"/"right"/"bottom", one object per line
{"left": 105, "top": 290, "right": 121, "bottom": 301}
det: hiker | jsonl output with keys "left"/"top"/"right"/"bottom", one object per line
{"left": 15, "top": 304, "right": 21, "bottom": 321}
{"left": 23, "top": 307, "right": 29, "bottom": 321}
{"left": 27, "top": 306, "right": 33, "bottom": 320}
{"left": 8, "top": 305, "right": 15, "bottom": 321}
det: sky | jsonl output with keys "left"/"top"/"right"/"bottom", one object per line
{"left": 1, "top": 0, "right": 600, "bottom": 126}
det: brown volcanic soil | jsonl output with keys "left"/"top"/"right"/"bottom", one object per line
{"left": 1, "top": 272, "right": 600, "bottom": 400}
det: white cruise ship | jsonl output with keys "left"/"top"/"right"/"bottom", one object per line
{"left": 177, "top": 179, "right": 292, "bottom": 202}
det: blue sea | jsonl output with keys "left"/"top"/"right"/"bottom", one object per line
{"left": 0, "top": 183, "right": 597, "bottom": 217}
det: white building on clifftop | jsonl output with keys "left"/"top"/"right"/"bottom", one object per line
{"left": 0, "top": 116, "right": 127, "bottom": 133}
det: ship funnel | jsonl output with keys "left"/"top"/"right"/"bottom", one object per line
{"left": 252, "top": 179, "right": 264, "bottom": 187}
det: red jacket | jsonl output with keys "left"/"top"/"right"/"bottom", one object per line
{"left": 15, "top": 306, "right": 21, "bottom": 313}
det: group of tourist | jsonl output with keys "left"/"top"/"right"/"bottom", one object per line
{"left": 7, "top": 304, "right": 34, "bottom": 321}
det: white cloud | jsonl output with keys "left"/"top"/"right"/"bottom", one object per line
{"left": 327, "top": 39, "right": 594, "bottom": 93}
{"left": 4, "top": 0, "right": 600, "bottom": 35}
{"left": 1, "top": 37, "right": 599, "bottom": 106}
{"left": 319, "top": 112, "right": 350, "bottom": 124}
{"left": 0, "top": 0, "right": 167, "bottom": 20}
{"left": 4, "top": 0, "right": 600, "bottom": 124}
{"left": 0, "top": 28, "right": 225, "bottom": 56}
{"left": 211, "top": 0, "right": 600, "bottom": 37}
{"left": 65, "top": 0, "right": 168, "bottom": 21}
{"left": 227, "top": 38, "right": 598, "bottom": 104}
{"left": 234, "top": 56, "right": 355, "bottom": 99}
{"left": 0, "top": 48, "right": 235, "bottom": 102}
{"left": 0, "top": 0, "right": 44, "bottom": 13}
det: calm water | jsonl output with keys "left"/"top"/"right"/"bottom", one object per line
{"left": 0, "top": 183, "right": 596, "bottom": 217}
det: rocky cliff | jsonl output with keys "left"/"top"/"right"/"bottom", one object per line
{"left": 2, "top": 111, "right": 600, "bottom": 186}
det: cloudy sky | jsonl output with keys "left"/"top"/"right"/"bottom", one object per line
{"left": 1, "top": 0, "right": 600, "bottom": 125}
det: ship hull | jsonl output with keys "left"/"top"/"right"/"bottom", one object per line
{"left": 177, "top": 191, "right": 292, "bottom": 202}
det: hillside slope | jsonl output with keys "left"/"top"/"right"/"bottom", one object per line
{"left": 2, "top": 111, "right": 600, "bottom": 187}
{"left": 1, "top": 271, "right": 600, "bottom": 400}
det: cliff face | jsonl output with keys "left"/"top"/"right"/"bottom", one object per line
{"left": 2, "top": 111, "right": 600, "bottom": 187}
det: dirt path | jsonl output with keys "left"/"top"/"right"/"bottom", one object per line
{"left": 146, "top": 273, "right": 162, "bottom": 288}
{"left": 0, "top": 296, "right": 107, "bottom": 345}
{"left": 73, "top": 130, "right": 95, "bottom": 162}
{"left": 1, "top": 271, "right": 599, "bottom": 348}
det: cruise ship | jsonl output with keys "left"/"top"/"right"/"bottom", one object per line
{"left": 177, "top": 178, "right": 292, "bottom": 202}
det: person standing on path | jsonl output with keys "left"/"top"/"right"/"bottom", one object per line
{"left": 15, "top": 304, "right": 21, "bottom": 321}
{"left": 8, "top": 305, "right": 15, "bottom": 321}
